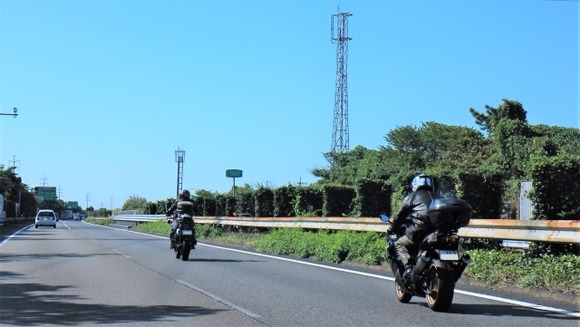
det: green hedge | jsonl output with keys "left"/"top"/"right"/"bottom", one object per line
{"left": 458, "top": 173, "right": 504, "bottom": 218}
{"left": 254, "top": 187, "right": 274, "bottom": 217}
{"left": 530, "top": 156, "right": 580, "bottom": 220}
{"left": 352, "top": 179, "right": 391, "bottom": 217}
{"left": 322, "top": 185, "right": 355, "bottom": 217}
{"left": 273, "top": 185, "right": 296, "bottom": 217}
{"left": 185, "top": 165, "right": 580, "bottom": 222}
{"left": 294, "top": 186, "right": 324, "bottom": 216}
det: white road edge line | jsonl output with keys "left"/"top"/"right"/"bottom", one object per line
{"left": 85, "top": 222, "right": 580, "bottom": 318}
{"left": 175, "top": 279, "right": 262, "bottom": 319}
{"left": 0, "top": 224, "right": 32, "bottom": 247}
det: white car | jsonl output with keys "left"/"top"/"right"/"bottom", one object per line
{"left": 35, "top": 210, "right": 57, "bottom": 228}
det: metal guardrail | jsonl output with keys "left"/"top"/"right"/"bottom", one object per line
{"left": 459, "top": 219, "right": 579, "bottom": 244}
{"left": 111, "top": 214, "right": 580, "bottom": 244}
{"left": 0, "top": 216, "right": 33, "bottom": 226}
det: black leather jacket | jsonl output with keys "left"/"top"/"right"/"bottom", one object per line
{"left": 389, "top": 189, "right": 434, "bottom": 231}
{"left": 166, "top": 199, "right": 195, "bottom": 217}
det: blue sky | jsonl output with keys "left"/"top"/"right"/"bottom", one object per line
{"left": 1, "top": 0, "right": 578, "bottom": 210}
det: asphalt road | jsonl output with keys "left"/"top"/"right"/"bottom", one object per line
{"left": 1, "top": 220, "right": 578, "bottom": 326}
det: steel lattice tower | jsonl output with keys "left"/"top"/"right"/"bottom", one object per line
{"left": 330, "top": 11, "right": 352, "bottom": 153}
{"left": 175, "top": 147, "right": 185, "bottom": 198}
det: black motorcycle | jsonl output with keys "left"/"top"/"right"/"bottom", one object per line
{"left": 380, "top": 197, "right": 472, "bottom": 312}
{"left": 171, "top": 213, "right": 195, "bottom": 261}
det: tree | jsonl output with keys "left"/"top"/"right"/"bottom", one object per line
{"left": 38, "top": 199, "right": 66, "bottom": 216}
{"left": 470, "top": 99, "right": 531, "bottom": 177}
{"left": 528, "top": 125, "right": 580, "bottom": 157}
{"left": 0, "top": 167, "right": 37, "bottom": 217}
{"left": 383, "top": 122, "right": 490, "bottom": 175}
{"left": 122, "top": 195, "right": 148, "bottom": 211}
{"left": 312, "top": 146, "right": 386, "bottom": 185}
{"left": 470, "top": 99, "right": 528, "bottom": 134}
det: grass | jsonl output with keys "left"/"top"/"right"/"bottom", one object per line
{"left": 85, "top": 217, "right": 114, "bottom": 225}
{"left": 464, "top": 249, "right": 580, "bottom": 294}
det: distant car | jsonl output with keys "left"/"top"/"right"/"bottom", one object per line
{"left": 35, "top": 210, "right": 57, "bottom": 228}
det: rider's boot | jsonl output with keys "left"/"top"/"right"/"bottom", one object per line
{"left": 403, "top": 265, "right": 413, "bottom": 280}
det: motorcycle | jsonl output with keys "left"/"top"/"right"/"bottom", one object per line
{"left": 380, "top": 197, "right": 472, "bottom": 312}
{"left": 170, "top": 213, "right": 196, "bottom": 261}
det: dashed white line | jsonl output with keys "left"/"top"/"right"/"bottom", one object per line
{"left": 175, "top": 279, "right": 262, "bottom": 319}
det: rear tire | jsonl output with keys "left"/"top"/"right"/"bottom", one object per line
{"left": 181, "top": 239, "right": 191, "bottom": 261}
{"left": 426, "top": 263, "right": 455, "bottom": 312}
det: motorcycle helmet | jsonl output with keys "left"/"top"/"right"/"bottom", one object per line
{"left": 179, "top": 189, "right": 191, "bottom": 200}
{"left": 411, "top": 174, "right": 433, "bottom": 192}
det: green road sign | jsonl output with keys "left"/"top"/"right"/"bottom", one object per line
{"left": 67, "top": 201, "right": 79, "bottom": 209}
{"left": 226, "top": 169, "right": 243, "bottom": 178}
{"left": 34, "top": 186, "right": 57, "bottom": 201}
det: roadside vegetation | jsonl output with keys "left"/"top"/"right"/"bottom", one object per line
{"left": 85, "top": 217, "right": 114, "bottom": 225}
{"left": 128, "top": 220, "right": 579, "bottom": 295}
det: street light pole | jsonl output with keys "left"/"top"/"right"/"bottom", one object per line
{"left": 0, "top": 107, "right": 18, "bottom": 118}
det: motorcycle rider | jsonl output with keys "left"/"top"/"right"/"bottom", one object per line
{"left": 166, "top": 189, "right": 196, "bottom": 249}
{"left": 388, "top": 174, "right": 436, "bottom": 279}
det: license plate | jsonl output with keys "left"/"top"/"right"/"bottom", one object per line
{"left": 181, "top": 230, "right": 193, "bottom": 236}
{"left": 438, "top": 250, "right": 458, "bottom": 261}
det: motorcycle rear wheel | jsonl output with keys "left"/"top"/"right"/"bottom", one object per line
{"left": 181, "top": 239, "right": 192, "bottom": 261}
{"left": 395, "top": 281, "right": 412, "bottom": 303}
{"left": 425, "top": 263, "right": 455, "bottom": 312}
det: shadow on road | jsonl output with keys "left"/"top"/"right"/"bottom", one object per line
{"left": 0, "top": 252, "right": 119, "bottom": 264}
{"left": 405, "top": 300, "right": 578, "bottom": 321}
{"left": 187, "top": 258, "right": 265, "bottom": 263}
{"left": 0, "top": 271, "right": 228, "bottom": 326}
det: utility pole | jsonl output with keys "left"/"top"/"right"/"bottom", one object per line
{"left": 330, "top": 10, "right": 352, "bottom": 153}
{"left": 175, "top": 147, "right": 185, "bottom": 198}
{"left": 85, "top": 193, "right": 90, "bottom": 210}
{"left": 8, "top": 155, "right": 20, "bottom": 174}
{"left": 8, "top": 156, "right": 22, "bottom": 217}
{"left": 0, "top": 107, "right": 18, "bottom": 118}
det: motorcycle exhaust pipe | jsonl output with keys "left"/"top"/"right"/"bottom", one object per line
{"left": 454, "top": 254, "right": 471, "bottom": 281}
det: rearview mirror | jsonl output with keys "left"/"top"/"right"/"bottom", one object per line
{"left": 379, "top": 214, "right": 389, "bottom": 222}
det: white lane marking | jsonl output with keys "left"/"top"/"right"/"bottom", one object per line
{"left": 85, "top": 222, "right": 580, "bottom": 318}
{"left": 453, "top": 289, "right": 580, "bottom": 317}
{"left": 112, "top": 249, "right": 132, "bottom": 259}
{"left": 0, "top": 224, "right": 32, "bottom": 247}
{"left": 175, "top": 279, "right": 262, "bottom": 319}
